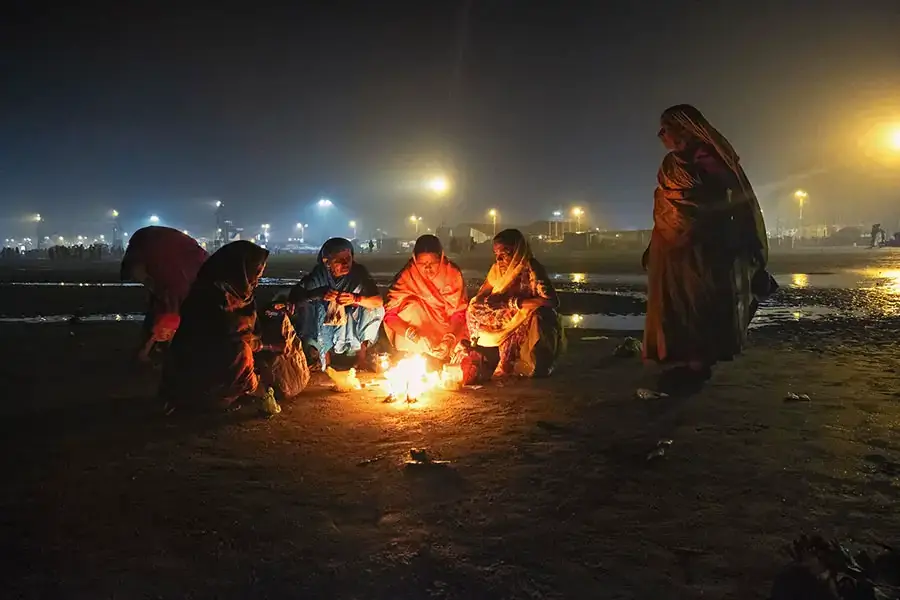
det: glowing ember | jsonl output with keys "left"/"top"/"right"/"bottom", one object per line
{"left": 383, "top": 354, "right": 441, "bottom": 402}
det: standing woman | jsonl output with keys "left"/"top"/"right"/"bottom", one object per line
{"left": 120, "top": 226, "right": 209, "bottom": 361}
{"left": 159, "top": 241, "right": 278, "bottom": 415}
{"left": 288, "top": 238, "right": 384, "bottom": 370}
{"left": 644, "top": 104, "right": 771, "bottom": 392}
{"left": 467, "top": 229, "right": 563, "bottom": 377}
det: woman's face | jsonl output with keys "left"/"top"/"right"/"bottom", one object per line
{"left": 658, "top": 119, "right": 685, "bottom": 151}
{"left": 325, "top": 249, "right": 353, "bottom": 278}
{"left": 249, "top": 260, "right": 267, "bottom": 288}
{"left": 415, "top": 252, "right": 441, "bottom": 280}
{"left": 493, "top": 242, "right": 514, "bottom": 271}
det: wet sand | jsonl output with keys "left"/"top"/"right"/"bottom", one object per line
{"left": 2, "top": 316, "right": 900, "bottom": 598}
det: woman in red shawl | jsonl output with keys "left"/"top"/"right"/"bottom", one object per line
{"left": 159, "top": 241, "right": 278, "bottom": 415}
{"left": 120, "top": 226, "right": 209, "bottom": 361}
{"left": 384, "top": 235, "right": 468, "bottom": 362}
{"left": 644, "top": 104, "right": 774, "bottom": 393}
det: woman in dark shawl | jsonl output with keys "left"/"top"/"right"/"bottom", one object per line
{"left": 288, "top": 238, "right": 384, "bottom": 370}
{"left": 644, "top": 104, "right": 775, "bottom": 393}
{"left": 159, "top": 241, "right": 279, "bottom": 414}
{"left": 120, "top": 226, "right": 209, "bottom": 361}
{"left": 467, "top": 229, "right": 563, "bottom": 378}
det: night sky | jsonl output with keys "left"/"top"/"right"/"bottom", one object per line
{"left": 2, "top": 1, "right": 899, "bottom": 240}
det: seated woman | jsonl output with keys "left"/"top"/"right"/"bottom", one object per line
{"left": 467, "top": 229, "right": 563, "bottom": 378}
{"left": 159, "top": 241, "right": 281, "bottom": 415}
{"left": 384, "top": 235, "right": 468, "bottom": 362}
{"left": 288, "top": 238, "right": 384, "bottom": 370}
{"left": 120, "top": 226, "right": 209, "bottom": 361}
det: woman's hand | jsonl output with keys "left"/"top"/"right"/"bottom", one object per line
{"left": 323, "top": 289, "right": 339, "bottom": 302}
{"left": 337, "top": 292, "right": 357, "bottom": 306}
{"left": 519, "top": 298, "right": 546, "bottom": 311}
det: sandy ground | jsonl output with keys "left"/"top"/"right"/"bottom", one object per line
{"left": 2, "top": 316, "right": 900, "bottom": 599}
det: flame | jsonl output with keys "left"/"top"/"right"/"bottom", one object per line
{"left": 383, "top": 354, "right": 442, "bottom": 401}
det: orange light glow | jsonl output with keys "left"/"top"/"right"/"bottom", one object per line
{"left": 383, "top": 354, "right": 441, "bottom": 402}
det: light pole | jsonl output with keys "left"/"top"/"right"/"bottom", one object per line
{"left": 317, "top": 198, "right": 333, "bottom": 208}
{"left": 572, "top": 207, "right": 584, "bottom": 232}
{"left": 349, "top": 220, "right": 357, "bottom": 239}
{"left": 488, "top": 209, "right": 498, "bottom": 236}
{"left": 295, "top": 222, "right": 306, "bottom": 242}
{"left": 793, "top": 190, "right": 808, "bottom": 240}
{"left": 552, "top": 210, "right": 562, "bottom": 240}
{"left": 261, "top": 223, "right": 270, "bottom": 245}
{"left": 409, "top": 215, "right": 422, "bottom": 235}
{"left": 33, "top": 214, "right": 42, "bottom": 249}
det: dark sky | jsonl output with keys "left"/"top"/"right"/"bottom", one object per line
{"left": 2, "top": 0, "right": 899, "bottom": 240}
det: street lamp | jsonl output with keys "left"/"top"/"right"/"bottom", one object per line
{"left": 149, "top": 214, "right": 160, "bottom": 224}
{"left": 261, "top": 223, "right": 270, "bottom": 244}
{"left": 409, "top": 215, "right": 422, "bottom": 235}
{"left": 349, "top": 220, "right": 357, "bottom": 238}
{"left": 572, "top": 207, "right": 584, "bottom": 232}
{"left": 488, "top": 209, "right": 498, "bottom": 236}
{"left": 295, "top": 222, "right": 307, "bottom": 241}
{"left": 317, "top": 198, "right": 333, "bottom": 208}
{"left": 426, "top": 175, "right": 450, "bottom": 196}
{"left": 793, "top": 190, "right": 808, "bottom": 239}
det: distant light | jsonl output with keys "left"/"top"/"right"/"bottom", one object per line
{"left": 34, "top": 213, "right": 42, "bottom": 222}
{"left": 182, "top": 230, "right": 189, "bottom": 236}
{"left": 793, "top": 190, "right": 808, "bottom": 203}
{"left": 149, "top": 215, "right": 160, "bottom": 224}
{"left": 318, "top": 198, "right": 333, "bottom": 208}
{"left": 552, "top": 210, "right": 562, "bottom": 218}
{"left": 295, "top": 222, "right": 304, "bottom": 229}
{"left": 58, "top": 236, "right": 64, "bottom": 242}
{"left": 409, "top": 215, "right": 420, "bottom": 222}
{"left": 890, "top": 126, "right": 900, "bottom": 151}
{"left": 349, "top": 220, "right": 357, "bottom": 228}
{"left": 111, "top": 209, "right": 119, "bottom": 218}
{"left": 488, "top": 209, "right": 497, "bottom": 217}
{"left": 572, "top": 207, "right": 584, "bottom": 217}
{"left": 215, "top": 200, "right": 222, "bottom": 208}
{"left": 99, "top": 235, "right": 105, "bottom": 240}
{"left": 261, "top": 223, "right": 270, "bottom": 230}
{"left": 426, "top": 175, "right": 450, "bottom": 195}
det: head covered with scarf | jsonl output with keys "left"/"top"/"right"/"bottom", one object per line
{"left": 657, "top": 104, "right": 768, "bottom": 264}
{"left": 196, "top": 240, "right": 269, "bottom": 302}
{"left": 302, "top": 237, "right": 374, "bottom": 294}
{"left": 385, "top": 235, "right": 467, "bottom": 329}
{"left": 487, "top": 229, "right": 534, "bottom": 295}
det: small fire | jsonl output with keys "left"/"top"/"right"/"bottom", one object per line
{"left": 383, "top": 354, "right": 441, "bottom": 402}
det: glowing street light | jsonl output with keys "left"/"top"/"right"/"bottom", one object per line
{"left": 215, "top": 200, "right": 222, "bottom": 208}
{"left": 34, "top": 213, "right": 42, "bottom": 222}
{"left": 426, "top": 174, "right": 450, "bottom": 196}
{"left": 488, "top": 208, "right": 498, "bottom": 236}
{"left": 111, "top": 209, "right": 119, "bottom": 218}
{"left": 409, "top": 214, "right": 422, "bottom": 234}
{"left": 890, "top": 126, "right": 900, "bottom": 151}
{"left": 794, "top": 190, "right": 808, "bottom": 238}
{"left": 295, "top": 222, "right": 307, "bottom": 241}
{"left": 572, "top": 207, "right": 584, "bottom": 232}
{"left": 317, "top": 198, "right": 333, "bottom": 208}
{"left": 349, "top": 220, "right": 357, "bottom": 238}
{"left": 149, "top": 214, "right": 160, "bottom": 224}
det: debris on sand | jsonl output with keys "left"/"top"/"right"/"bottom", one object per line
{"left": 614, "top": 337, "right": 643, "bottom": 358}
{"left": 325, "top": 367, "right": 362, "bottom": 392}
{"left": 405, "top": 448, "right": 450, "bottom": 467}
{"left": 647, "top": 439, "right": 673, "bottom": 462}
{"left": 784, "top": 392, "right": 812, "bottom": 403}
{"left": 636, "top": 388, "right": 669, "bottom": 400}
{"left": 582, "top": 335, "right": 609, "bottom": 341}
{"left": 356, "top": 456, "right": 384, "bottom": 467}
{"left": 259, "top": 387, "right": 282, "bottom": 417}
{"left": 770, "top": 534, "right": 900, "bottom": 600}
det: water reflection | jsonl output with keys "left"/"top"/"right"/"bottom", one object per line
{"left": 791, "top": 274, "right": 809, "bottom": 288}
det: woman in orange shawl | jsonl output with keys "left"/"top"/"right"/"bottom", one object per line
{"left": 644, "top": 104, "right": 774, "bottom": 393}
{"left": 467, "top": 229, "right": 562, "bottom": 378}
{"left": 384, "top": 235, "right": 468, "bottom": 361}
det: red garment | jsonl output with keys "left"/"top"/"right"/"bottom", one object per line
{"left": 121, "top": 226, "right": 208, "bottom": 327}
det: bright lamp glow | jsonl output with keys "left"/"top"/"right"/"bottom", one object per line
{"left": 149, "top": 215, "right": 160, "bottom": 224}
{"left": 318, "top": 198, "right": 333, "bottom": 208}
